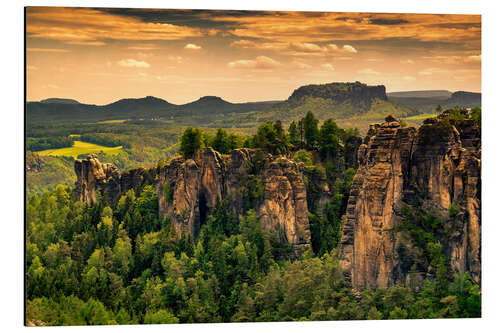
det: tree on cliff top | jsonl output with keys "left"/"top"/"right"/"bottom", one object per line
{"left": 179, "top": 127, "right": 202, "bottom": 159}
{"left": 303, "top": 111, "right": 319, "bottom": 149}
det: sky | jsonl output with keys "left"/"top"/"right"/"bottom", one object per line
{"left": 26, "top": 7, "right": 481, "bottom": 105}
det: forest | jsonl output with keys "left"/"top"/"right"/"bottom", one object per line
{"left": 26, "top": 110, "right": 481, "bottom": 325}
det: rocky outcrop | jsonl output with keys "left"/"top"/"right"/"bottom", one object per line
{"left": 74, "top": 154, "right": 121, "bottom": 203}
{"left": 157, "top": 148, "right": 311, "bottom": 253}
{"left": 339, "top": 114, "right": 481, "bottom": 290}
{"left": 74, "top": 154, "right": 156, "bottom": 204}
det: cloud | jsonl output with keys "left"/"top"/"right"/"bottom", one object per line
{"left": 422, "top": 55, "right": 465, "bottom": 65}
{"left": 27, "top": 48, "right": 69, "bottom": 53}
{"left": 26, "top": 7, "right": 203, "bottom": 45}
{"left": 292, "top": 61, "right": 312, "bottom": 69}
{"left": 232, "top": 40, "right": 357, "bottom": 57}
{"left": 403, "top": 76, "right": 416, "bottom": 81}
{"left": 290, "top": 42, "right": 325, "bottom": 53}
{"left": 117, "top": 59, "right": 151, "bottom": 68}
{"left": 320, "top": 63, "right": 335, "bottom": 71}
{"left": 400, "top": 59, "right": 415, "bottom": 64}
{"left": 27, "top": 65, "right": 38, "bottom": 71}
{"left": 67, "top": 41, "right": 106, "bottom": 46}
{"left": 228, "top": 56, "right": 280, "bottom": 69}
{"left": 358, "top": 68, "right": 380, "bottom": 75}
{"left": 465, "top": 54, "right": 481, "bottom": 62}
{"left": 342, "top": 45, "right": 357, "bottom": 53}
{"left": 184, "top": 43, "right": 202, "bottom": 50}
{"left": 418, "top": 67, "right": 447, "bottom": 76}
{"left": 230, "top": 39, "right": 287, "bottom": 50}
{"left": 212, "top": 12, "right": 480, "bottom": 44}
{"left": 43, "top": 84, "right": 59, "bottom": 89}
{"left": 168, "top": 56, "right": 183, "bottom": 64}
{"left": 127, "top": 44, "right": 159, "bottom": 50}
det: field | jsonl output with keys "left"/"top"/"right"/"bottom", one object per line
{"left": 96, "top": 119, "right": 128, "bottom": 124}
{"left": 37, "top": 140, "right": 123, "bottom": 159}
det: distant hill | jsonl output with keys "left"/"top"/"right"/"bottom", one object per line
{"left": 448, "top": 91, "right": 481, "bottom": 106}
{"left": 255, "top": 81, "right": 416, "bottom": 122}
{"left": 26, "top": 95, "right": 280, "bottom": 123}
{"left": 389, "top": 90, "right": 481, "bottom": 113}
{"left": 40, "top": 98, "right": 80, "bottom": 104}
{"left": 387, "top": 90, "right": 452, "bottom": 99}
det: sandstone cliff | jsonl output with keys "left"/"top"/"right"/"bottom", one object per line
{"left": 339, "top": 114, "right": 481, "bottom": 290}
{"left": 74, "top": 154, "right": 156, "bottom": 204}
{"left": 157, "top": 148, "right": 311, "bottom": 254}
{"left": 74, "top": 150, "right": 312, "bottom": 254}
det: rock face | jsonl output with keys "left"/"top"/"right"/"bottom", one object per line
{"left": 157, "top": 148, "right": 311, "bottom": 253}
{"left": 74, "top": 154, "right": 156, "bottom": 204}
{"left": 74, "top": 154, "right": 121, "bottom": 203}
{"left": 339, "top": 114, "right": 481, "bottom": 290}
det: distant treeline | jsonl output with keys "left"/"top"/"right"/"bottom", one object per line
{"left": 27, "top": 136, "right": 74, "bottom": 152}
{"left": 79, "top": 133, "right": 131, "bottom": 149}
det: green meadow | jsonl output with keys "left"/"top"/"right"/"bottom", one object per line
{"left": 96, "top": 119, "right": 128, "bottom": 124}
{"left": 38, "top": 140, "right": 123, "bottom": 159}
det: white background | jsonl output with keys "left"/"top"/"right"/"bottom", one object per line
{"left": 1, "top": 0, "right": 498, "bottom": 331}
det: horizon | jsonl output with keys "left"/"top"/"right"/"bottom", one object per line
{"left": 29, "top": 85, "right": 482, "bottom": 106}
{"left": 26, "top": 8, "right": 481, "bottom": 105}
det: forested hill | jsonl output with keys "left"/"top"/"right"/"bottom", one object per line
{"left": 388, "top": 90, "right": 481, "bottom": 113}
{"left": 26, "top": 96, "right": 280, "bottom": 123}
{"left": 254, "top": 81, "right": 417, "bottom": 122}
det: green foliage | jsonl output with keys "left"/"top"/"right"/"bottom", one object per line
{"left": 26, "top": 107, "right": 481, "bottom": 325}
{"left": 27, "top": 136, "right": 74, "bottom": 151}
{"left": 293, "top": 149, "right": 313, "bottom": 167}
{"left": 179, "top": 127, "right": 202, "bottom": 159}
{"left": 288, "top": 121, "right": 300, "bottom": 146}
{"left": 144, "top": 309, "right": 179, "bottom": 324}
{"left": 253, "top": 121, "right": 289, "bottom": 154}
{"left": 303, "top": 111, "right": 319, "bottom": 149}
{"left": 319, "top": 119, "right": 342, "bottom": 161}
{"left": 309, "top": 168, "right": 354, "bottom": 256}
{"left": 162, "top": 182, "right": 173, "bottom": 204}
{"left": 243, "top": 176, "right": 264, "bottom": 212}
{"left": 26, "top": 184, "right": 481, "bottom": 325}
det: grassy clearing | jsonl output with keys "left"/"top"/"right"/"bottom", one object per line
{"left": 97, "top": 119, "right": 128, "bottom": 124}
{"left": 38, "top": 140, "right": 123, "bottom": 159}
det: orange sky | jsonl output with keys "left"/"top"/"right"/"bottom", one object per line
{"left": 26, "top": 7, "right": 481, "bottom": 104}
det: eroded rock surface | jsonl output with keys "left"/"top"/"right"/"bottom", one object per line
{"left": 74, "top": 154, "right": 156, "bottom": 204}
{"left": 339, "top": 115, "right": 481, "bottom": 289}
{"left": 157, "top": 148, "right": 311, "bottom": 253}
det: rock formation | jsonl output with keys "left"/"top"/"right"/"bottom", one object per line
{"left": 339, "top": 114, "right": 481, "bottom": 290}
{"left": 73, "top": 111, "right": 480, "bottom": 289}
{"left": 74, "top": 154, "right": 156, "bottom": 204}
{"left": 157, "top": 148, "right": 311, "bottom": 254}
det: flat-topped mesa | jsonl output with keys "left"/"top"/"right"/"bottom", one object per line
{"left": 339, "top": 113, "right": 481, "bottom": 290}
{"left": 157, "top": 148, "right": 312, "bottom": 254}
{"left": 289, "top": 81, "right": 387, "bottom": 104}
